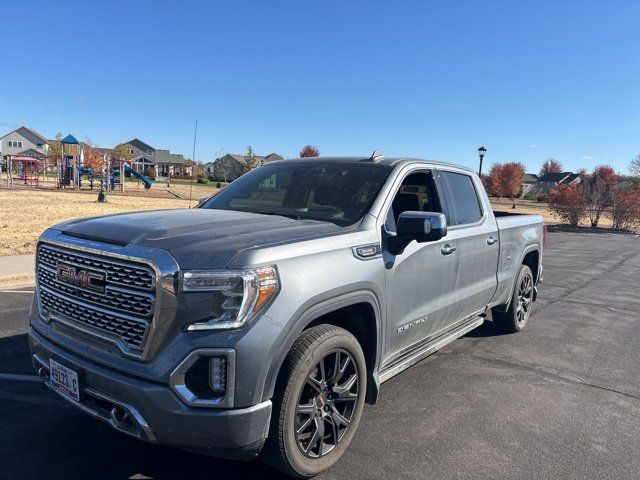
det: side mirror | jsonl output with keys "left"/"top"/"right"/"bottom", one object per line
{"left": 388, "top": 211, "right": 447, "bottom": 255}
{"left": 198, "top": 197, "right": 208, "bottom": 206}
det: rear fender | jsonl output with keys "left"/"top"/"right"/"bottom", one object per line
{"left": 494, "top": 244, "right": 540, "bottom": 312}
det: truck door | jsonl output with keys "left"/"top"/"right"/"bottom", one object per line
{"left": 435, "top": 168, "right": 499, "bottom": 322}
{"left": 381, "top": 169, "right": 460, "bottom": 367}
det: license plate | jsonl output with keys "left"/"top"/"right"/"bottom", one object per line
{"left": 49, "top": 359, "right": 80, "bottom": 402}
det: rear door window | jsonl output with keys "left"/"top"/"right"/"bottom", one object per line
{"left": 438, "top": 171, "right": 483, "bottom": 226}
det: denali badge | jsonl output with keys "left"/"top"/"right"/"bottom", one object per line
{"left": 56, "top": 263, "right": 106, "bottom": 293}
{"left": 397, "top": 316, "right": 427, "bottom": 334}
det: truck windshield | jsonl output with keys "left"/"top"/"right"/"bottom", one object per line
{"left": 200, "top": 162, "right": 392, "bottom": 226}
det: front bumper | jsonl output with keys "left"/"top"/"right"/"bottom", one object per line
{"left": 29, "top": 328, "right": 272, "bottom": 460}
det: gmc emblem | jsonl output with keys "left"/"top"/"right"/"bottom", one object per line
{"left": 56, "top": 263, "right": 106, "bottom": 293}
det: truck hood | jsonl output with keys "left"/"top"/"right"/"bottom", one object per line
{"left": 53, "top": 208, "right": 344, "bottom": 269}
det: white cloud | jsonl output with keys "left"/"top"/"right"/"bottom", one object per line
{"left": 581, "top": 155, "right": 595, "bottom": 160}
{"left": 529, "top": 144, "right": 539, "bottom": 148}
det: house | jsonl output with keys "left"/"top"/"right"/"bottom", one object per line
{"left": 205, "top": 152, "right": 283, "bottom": 182}
{"left": 122, "top": 138, "right": 156, "bottom": 172}
{"left": 118, "top": 138, "right": 192, "bottom": 178}
{"left": 154, "top": 149, "right": 192, "bottom": 177}
{"left": 0, "top": 126, "right": 50, "bottom": 159}
{"left": 521, "top": 173, "right": 539, "bottom": 196}
{"left": 535, "top": 171, "right": 583, "bottom": 193}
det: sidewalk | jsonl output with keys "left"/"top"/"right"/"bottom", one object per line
{"left": 0, "top": 254, "right": 35, "bottom": 288}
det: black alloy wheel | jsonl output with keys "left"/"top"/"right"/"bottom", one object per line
{"left": 294, "top": 348, "right": 359, "bottom": 458}
{"left": 516, "top": 272, "right": 533, "bottom": 325}
{"left": 492, "top": 264, "right": 535, "bottom": 333}
{"left": 262, "top": 324, "right": 367, "bottom": 478}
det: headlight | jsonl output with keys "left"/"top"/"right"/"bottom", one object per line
{"left": 181, "top": 266, "right": 279, "bottom": 330}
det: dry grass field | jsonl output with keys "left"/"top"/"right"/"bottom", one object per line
{"left": 490, "top": 199, "right": 615, "bottom": 228}
{"left": 0, "top": 186, "right": 618, "bottom": 258}
{"left": 0, "top": 189, "right": 198, "bottom": 256}
{"left": 490, "top": 200, "right": 558, "bottom": 224}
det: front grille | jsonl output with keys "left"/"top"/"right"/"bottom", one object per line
{"left": 38, "top": 244, "right": 154, "bottom": 291}
{"left": 38, "top": 267, "right": 153, "bottom": 317}
{"left": 36, "top": 243, "right": 156, "bottom": 353}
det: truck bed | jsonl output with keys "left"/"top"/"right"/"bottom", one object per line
{"left": 491, "top": 211, "right": 544, "bottom": 308}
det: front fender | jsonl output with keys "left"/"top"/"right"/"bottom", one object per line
{"left": 258, "top": 290, "right": 383, "bottom": 404}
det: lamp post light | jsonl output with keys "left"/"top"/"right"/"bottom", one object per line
{"left": 478, "top": 146, "right": 487, "bottom": 176}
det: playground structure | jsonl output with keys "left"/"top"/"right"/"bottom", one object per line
{"left": 3, "top": 133, "right": 153, "bottom": 191}
{"left": 74, "top": 158, "right": 153, "bottom": 192}
{"left": 4, "top": 155, "right": 46, "bottom": 187}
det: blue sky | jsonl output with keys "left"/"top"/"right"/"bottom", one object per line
{"left": 1, "top": 0, "right": 638, "bottom": 174}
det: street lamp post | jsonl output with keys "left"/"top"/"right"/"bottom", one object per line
{"left": 478, "top": 146, "right": 487, "bottom": 176}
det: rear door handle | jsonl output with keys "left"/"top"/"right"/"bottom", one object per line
{"left": 487, "top": 236, "right": 498, "bottom": 245}
{"left": 441, "top": 244, "right": 456, "bottom": 256}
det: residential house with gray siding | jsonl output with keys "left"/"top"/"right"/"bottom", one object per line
{"left": 122, "top": 138, "right": 156, "bottom": 171}
{"left": 120, "top": 138, "right": 192, "bottom": 178}
{"left": 521, "top": 173, "right": 539, "bottom": 197}
{"left": 0, "top": 126, "right": 50, "bottom": 159}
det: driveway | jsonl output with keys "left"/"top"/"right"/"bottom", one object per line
{"left": 1, "top": 229, "right": 639, "bottom": 479}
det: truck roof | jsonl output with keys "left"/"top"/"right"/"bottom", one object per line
{"left": 270, "top": 156, "right": 477, "bottom": 174}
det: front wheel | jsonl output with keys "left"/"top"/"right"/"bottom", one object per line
{"left": 492, "top": 264, "right": 534, "bottom": 333}
{"left": 262, "top": 325, "right": 367, "bottom": 478}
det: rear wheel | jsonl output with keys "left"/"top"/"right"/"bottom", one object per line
{"left": 492, "top": 264, "right": 534, "bottom": 333}
{"left": 262, "top": 325, "right": 367, "bottom": 478}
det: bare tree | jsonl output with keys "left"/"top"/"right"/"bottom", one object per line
{"left": 216, "top": 158, "right": 232, "bottom": 184}
{"left": 241, "top": 145, "right": 259, "bottom": 173}
{"left": 630, "top": 153, "right": 640, "bottom": 178}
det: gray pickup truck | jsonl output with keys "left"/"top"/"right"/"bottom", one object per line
{"left": 29, "top": 156, "right": 543, "bottom": 477}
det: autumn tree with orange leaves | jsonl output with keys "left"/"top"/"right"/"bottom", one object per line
{"left": 487, "top": 162, "right": 525, "bottom": 199}
{"left": 83, "top": 140, "right": 106, "bottom": 173}
{"left": 299, "top": 145, "right": 320, "bottom": 158}
{"left": 548, "top": 184, "right": 586, "bottom": 226}
{"left": 539, "top": 159, "right": 563, "bottom": 177}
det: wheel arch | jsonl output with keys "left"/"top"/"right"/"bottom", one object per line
{"left": 494, "top": 244, "right": 540, "bottom": 313}
{"left": 262, "top": 291, "right": 383, "bottom": 406}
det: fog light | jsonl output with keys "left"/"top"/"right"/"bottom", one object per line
{"left": 210, "top": 357, "right": 227, "bottom": 393}
{"left": 170, "top": 348, "right": 236, "bottom": 408}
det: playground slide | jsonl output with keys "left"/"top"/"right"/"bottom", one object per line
{"left": 124, "top": 164, "right": 153, "bottom": 189}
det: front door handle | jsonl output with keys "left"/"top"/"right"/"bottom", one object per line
{"left": 487, "top": 235, "right": 498, "bottom": 245}
{"left": 441, "top": 244, "right": 456, "bottom": 256}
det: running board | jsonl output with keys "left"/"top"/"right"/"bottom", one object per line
{"left": 378, "top": 316, "right": 484, "bottom": 384}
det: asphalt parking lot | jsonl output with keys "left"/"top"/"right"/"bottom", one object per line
{"left": 1, "top": 228, "right": 639, "bottom": 480}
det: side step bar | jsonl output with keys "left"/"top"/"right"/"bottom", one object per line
{"left": 378, "top": 316, "right": 484, "bottom": 384}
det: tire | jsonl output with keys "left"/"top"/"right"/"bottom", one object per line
{"left": 262, "top": 324, "right": 367, "bottom": 478}
{"left": 492, "top": 264, "right": 534, "bottom": 333}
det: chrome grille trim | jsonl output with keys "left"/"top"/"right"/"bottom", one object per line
{"left": 37, "top": 264, "right": 154, "bottom": 317}
{"left": 35, "top": 239, "right": 171, "bottom": 359}
{"left": 38, "top": 243, "right": 155, "bottom": 291}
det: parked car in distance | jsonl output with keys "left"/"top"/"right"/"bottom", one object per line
{"left": 29, "top": 155, "right": 543, "bottom": 477}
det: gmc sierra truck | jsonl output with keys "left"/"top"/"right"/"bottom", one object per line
{"left": 29, "top": 155, "right": 543, "bottom": 477}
